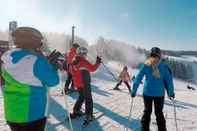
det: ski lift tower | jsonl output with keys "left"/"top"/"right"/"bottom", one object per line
{"left": 70, "top": 25, "right": 75, "bottom": 48}
{"left": 9, "top": 21, "right": 17, "bottom": 48}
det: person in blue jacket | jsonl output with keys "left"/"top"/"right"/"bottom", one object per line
{"left": 1, "top": 27, "right": 60, "bottom": 131}
{"left": 131, "top": 47, "right": 175, "bottom": 131}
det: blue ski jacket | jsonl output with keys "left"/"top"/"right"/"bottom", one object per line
{"left": 132, "top": 62, "right": 174, "bottom": 97}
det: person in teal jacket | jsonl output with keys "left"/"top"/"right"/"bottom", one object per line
{"left": 1, "top": 27, "right": 59, "bottom": 131}
{"left": 131, "top": 47, "right": 175, "bottom": 131}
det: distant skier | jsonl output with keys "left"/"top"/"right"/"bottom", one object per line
{"left": 64, "top": 43, "right": 80, "bottom": 94}
{"left": 1, "top": 27, "right": 59, "bottom": 131}
{"left": 131, "top": 47, "right": 175, "bottom": 131}
{"left": 113, "top": 66, "right": 131, "bottom": 93}
{"left": 69, "top": 47, "right": 101, "bottom": 126}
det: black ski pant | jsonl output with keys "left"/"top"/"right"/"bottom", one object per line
{"left": 115, "top": 80, "right": 131, "bottom": 93}
{"left": 7, "top": 117, "right": 46, "bottom": 131}
{"left": 64, "top": 72, "right": 74, "bottom": 91}
{"left": 73, "top": 69, "right": 93, "bottom": 116}
{"left": 141, "top": 95, "right": 166, "bottom": 131}
{"left": 73, "top": 88, "right": 93, "bottom": 116}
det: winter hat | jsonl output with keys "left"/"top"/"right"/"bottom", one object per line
{"left": 76, "top": 47, "right": 88, "bottom": 56}
{"left": 123, "top": 66, "right": 128, "bottom": 70}
{"left": 12, "top": 27, "right": 43, "bottom": 50}
{"left": 150, "top": 47, "right": 161, "bottom": 58}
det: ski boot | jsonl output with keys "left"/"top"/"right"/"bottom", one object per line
{"left": 70, "top": 110, "right": 85, "bottom": 119}
{"left": 61, "top": 87, "right": 69, "bottom": 95}
{"left": 82, "top": 115, "right": 95, "bottom": 127}
{"left": 113, "top": 87, "right": 120, "bottom": 90}
{"left": 69, "top": 86, "right": 76, "bottom": 93}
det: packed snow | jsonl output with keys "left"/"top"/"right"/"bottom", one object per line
{"left": 0, "top": 61, "right": 197, "bottom": 131}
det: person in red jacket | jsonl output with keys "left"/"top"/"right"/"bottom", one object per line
{"left": 69, "top": 46, "right": 101, "bottom": 125}
{"left": 64, "top": 43, "right": 79, "bottom": 93}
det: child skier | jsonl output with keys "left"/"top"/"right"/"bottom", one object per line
{"left": 131, "top": 47, "right": 175, "bottom": 131}
{"left": 1, "top": 27, "right": 59, "bottom": 131}
{"left": 69, "top": 46, "right": 101, "bottom": 126}
{"left": 113, "top": 66, "right": 131, "bottom": 93}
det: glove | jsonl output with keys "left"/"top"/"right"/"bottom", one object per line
{"left": 47, "top": 50, "right": 56, "bottom": 63}
{"left": 168, "top": 93, "right": 175, "bottom": 100}
{"left": 47, "top": 50, "right": 62, "bottom": 64}
{"left": 96, "top": 56, "right": 102, "bottom": 64}
{"left": 47, "top": 50, "right": 63, "bottom": 69}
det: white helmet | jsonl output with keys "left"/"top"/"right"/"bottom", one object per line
{"left": 76, "top": 47, "right": 88, "bottom": 56}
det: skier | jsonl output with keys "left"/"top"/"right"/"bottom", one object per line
{"left": 1, "top": 27, "right": 59, "bottom": 131}
{"left": 69, "top": 46, "right": 102, "bottom": 126}
{"left": 113, "top": 66, "right": 131, "bottom": 93}
{"left": 131, "top": 47, "right": 175, "bottom": 131}
{"left": 64, "top": 43, "right": 80, "bottom": 94}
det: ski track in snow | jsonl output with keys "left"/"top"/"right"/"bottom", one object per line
{"left": 0, "top": 63, "right": 197, "bottom": 131}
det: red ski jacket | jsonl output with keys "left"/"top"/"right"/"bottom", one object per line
{"left": 67, "top": 47, "right": 77, "bottom": 65}
{"left": 70, "top": 56, "right": 100, "bottom": 90}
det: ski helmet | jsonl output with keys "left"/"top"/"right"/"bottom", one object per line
{"left": 12, "top": 27, "right": 43, "bottom": 50}
{"left": 150, "top": 47, "right": 161, "bottom": 58}
{"left": 72, "top": 43, "right": 80, "bottom": 48}
{"left": 76, "top": 47, "right": 88, "bottom": 56}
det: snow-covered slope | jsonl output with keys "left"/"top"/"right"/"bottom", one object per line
{"left": 0, "top": 61, "right": 197, "bottom": 131}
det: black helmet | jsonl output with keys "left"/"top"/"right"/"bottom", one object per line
{"left": 72, "top": 43, "right": 80, "bottom": 48}
{"left": 150, "top": 47, "right": 161, "bottom": 58}
{"left": 76, "top": 47, "right": 88, "bottom": 56}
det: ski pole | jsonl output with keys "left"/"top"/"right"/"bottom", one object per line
{"left": 101, "top": 62, "right": 119, "bottom": 81}
{"left": 164, "top": 100, "right": 168, "bottom": 119}
{"left": 44, "top": 89, "right": 50, "bottom": 131}
{"left": 61, "top": 72, "right": 74, "bottom": 131}
{"left": 126, "top": 97, "right": 134, "bottom": 131}
{"left": 171, "top": 98, "right": 178, "bottom": 131}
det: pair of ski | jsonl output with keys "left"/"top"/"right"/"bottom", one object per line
{"left": 65, "top": 112, "right": 104, "bottom": 128}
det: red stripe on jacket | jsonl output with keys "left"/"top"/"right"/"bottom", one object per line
{"left": 67, "top": 47, "right": 77, "bottom": 65}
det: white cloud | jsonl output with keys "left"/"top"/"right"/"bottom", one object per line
{"left": 0, "top": 0, "right": 43, "bottom": 29}
{"left": 0, "top": 0, "right": 81, "bottom": 33}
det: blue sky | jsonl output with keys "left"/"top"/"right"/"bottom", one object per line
{"left": 0, "top": 0, "right": 197, "bottom": 51}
